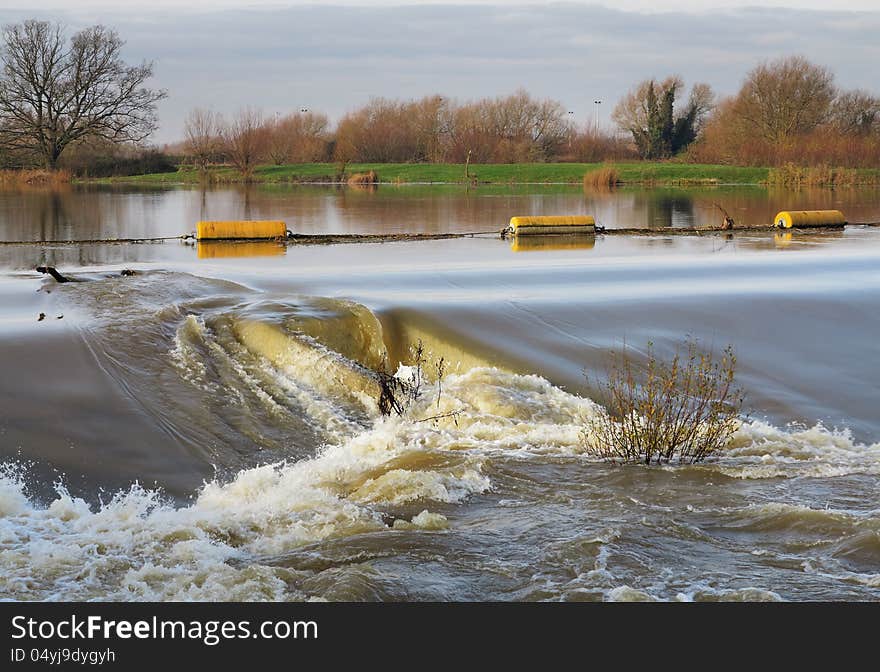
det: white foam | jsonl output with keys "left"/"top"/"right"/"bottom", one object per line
{"left": 2, "top": 366, "right": 878, "bottom": 601}
{"left": 711, "top": 419, "right": 880, "bottom": 479}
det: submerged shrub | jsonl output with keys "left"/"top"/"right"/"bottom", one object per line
{"left": 583, "top": 340, "right": 744, "bottom": 464}
{"left": 375, "top": 341, "right": 460, "bottom": 424}
{"left": 377, "top": 341, "right": 425, "bottom": 417}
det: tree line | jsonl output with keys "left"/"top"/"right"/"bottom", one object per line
{"left": 688, "top": 56, "right": 880, "bottom": 167}
{"left": 0, "top": 19, "right": 878, "bottom": 176}
{"left": 615, "top": 56, "right": 879, "bottom": 167}
{"left": 181, "top": 92, "right": 635, "bottom": 177}
{"left": 189, "top": 53, "right": 880, "bottom": 176}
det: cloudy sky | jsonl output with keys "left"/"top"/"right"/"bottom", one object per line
{"left": 1, "top": 1, "right": 878, "bottom": 143}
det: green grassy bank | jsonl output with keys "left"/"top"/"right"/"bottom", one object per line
{"left": 86, "top": 162, "right": 774, "bottom": 186}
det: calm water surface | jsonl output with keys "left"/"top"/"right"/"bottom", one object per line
{"left": 0, "top": 184, "right": 878, "bottom": 601}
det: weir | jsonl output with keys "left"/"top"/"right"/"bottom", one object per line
{"left": 5, "top": 211, "right": 879, "bottom": 249}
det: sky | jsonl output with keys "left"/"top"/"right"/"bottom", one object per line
{"left": 1, "top": 1, "right": 878, "bottom": 143}
{"left": 8, "top": 1, "right": 880, "bottom": 9}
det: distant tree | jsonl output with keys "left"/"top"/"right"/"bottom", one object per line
{"left": 184, "top": 108, "right": 223, "bottom": 172}
{"left": 0, "top": 20, "right": 166, "bottom": 169}
{"left": 673, "top": 83, "right": 715, "bottom": 151}
{"left": 830, "top": 89, "right": 880, "bottom": 135}
{"left": 222, "top": 108, "right": 267, "bottom": 179}
{"left": 613, "top": 76, "right": 713, "bottom": 159}
{"left": 332, "top": 110, "right": 365, "bottom": 171}
{"left": 266, "top": 111, "right": 329, "bottom": 164}
{"left": 445, "top": 89, "right": 569, "bottom": 162}
{"left": 266, "top": 116, "right": 290, "bottom": 165}
{"left": 60, "top": 138, "right": 175, "bottom": 178}
{"left": 732, "top": 55, "right": 835, "bottom": 146}
{"left": 410, "top": 95, "right": 451, "bottom": 163}
{"left": 670, "top": 58, "right": 879, "bottom": 167}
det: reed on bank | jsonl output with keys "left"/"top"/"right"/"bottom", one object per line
{"left": 0, "top": 169, "right": 72, "bottom": 187}
{"left": 583, "top": 166, "right": 621, "bottom": 189}
{"left": 347, "top": 169, "right": 379, "bottom": 185}
{"left": 765, "top": 163, "right": 877, "bottom": 188}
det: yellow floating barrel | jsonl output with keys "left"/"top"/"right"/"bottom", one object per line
{"left": 196, "top": 220, "right": 287, "bottom": 240}
{"left": 773, "top": 210, "right": 846, "bottom": 229}
{"left": 508, "top": 215, "right": 595, "bottom": 235}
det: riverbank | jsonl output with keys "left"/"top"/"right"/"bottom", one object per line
{"left": 86, "top": 162, "right": 775, "bottom": 186}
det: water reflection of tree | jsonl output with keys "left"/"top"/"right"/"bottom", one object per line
{"left": 329, "top": 184, "right": 527, "bottom": 235}
{"left": 2, "top": 185, "right": 879, "bottom": 270}
{"left": 0, "top": 185, "right": 167, "bottom": 268}
{"left": 227, "top": 184, "right": 256, "bottom": 221}
{"left": 645, "top": 191, "right": 696, "bottom": 228}
{"left": 243, "top": 184, "right": 253, "bottom": 221}
{"left": 38, "top": 191, "right": 67, "bottom": 242}
{"left": 199, "top": 186, "right": 207, "bottom": 222}
{"left": 0, "top": 187, "right": 112, "bottom": 242}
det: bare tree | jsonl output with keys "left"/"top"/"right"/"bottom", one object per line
{"left": 293, "top": 111, "right": 330, "bottom": 162}
{"left": 687, "top": 83, "right": 716, "bottom": 132}
{"left": 222, "top": 107, "right": 267, "bottom": 179}
{"left": 332, "top": 110, "right": 362, "bottom": 173}
{"left": 612, "top": 77, "right": 681, "bottom": 140}
{"left": 266, "top": 115, "right": 290, "bottom": 165}
{"left": 266, "top": 111, "right": 329, "bottom": 164}
{"left": 733, "top": 55, "right": 835, "bottom": 146}
{"left": 831, "top": 89, "right": 880, "bottom": 135}
{"left": 410, "top": 95, "right": 450, "bottom": 163}
{"left": 184, "top": 108, "right": 223, "bottom": 171}
{"left": 0, "top": 20, "right": 166, "bottom": 169}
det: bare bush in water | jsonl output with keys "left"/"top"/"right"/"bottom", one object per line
{"left": 376, "top": 342, "right": 460, "bottom": 424}
{"left": 583, "top": 340, "right": 744, "bottom": 464}
{"left": 377, "top": 341, "right": 426, "bottom": 416}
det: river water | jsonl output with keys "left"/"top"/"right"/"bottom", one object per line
{"left": 1, "top": 183, "right": 878, "bottom": 601}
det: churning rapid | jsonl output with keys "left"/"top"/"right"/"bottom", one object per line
{"left": 2, "top": 255, "right": 879, "bottom": 602}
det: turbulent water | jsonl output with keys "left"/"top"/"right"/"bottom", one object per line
{"left": 1, "top": 184, "right": 879, "bottom": 601}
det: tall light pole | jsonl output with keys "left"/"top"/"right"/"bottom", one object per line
{"left": 593, "top": 100, "right": 601, "bottom": 134}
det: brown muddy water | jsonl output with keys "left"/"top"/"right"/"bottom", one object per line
{"left": 0, "top": 184, "right": 879, "bottom": 602}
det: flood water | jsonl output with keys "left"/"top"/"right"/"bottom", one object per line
{"left": 1, "top": 183, "right": 879, "bottom": 602}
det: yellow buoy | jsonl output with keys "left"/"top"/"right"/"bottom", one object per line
{"left": 508, "top": 215, "right": 595, "bottom": 235}
{"left": 196, "top": 220, "right": 287, "bottom": 240}
{"left": 773, "top": 210, "right": 846, "bottom": 229}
